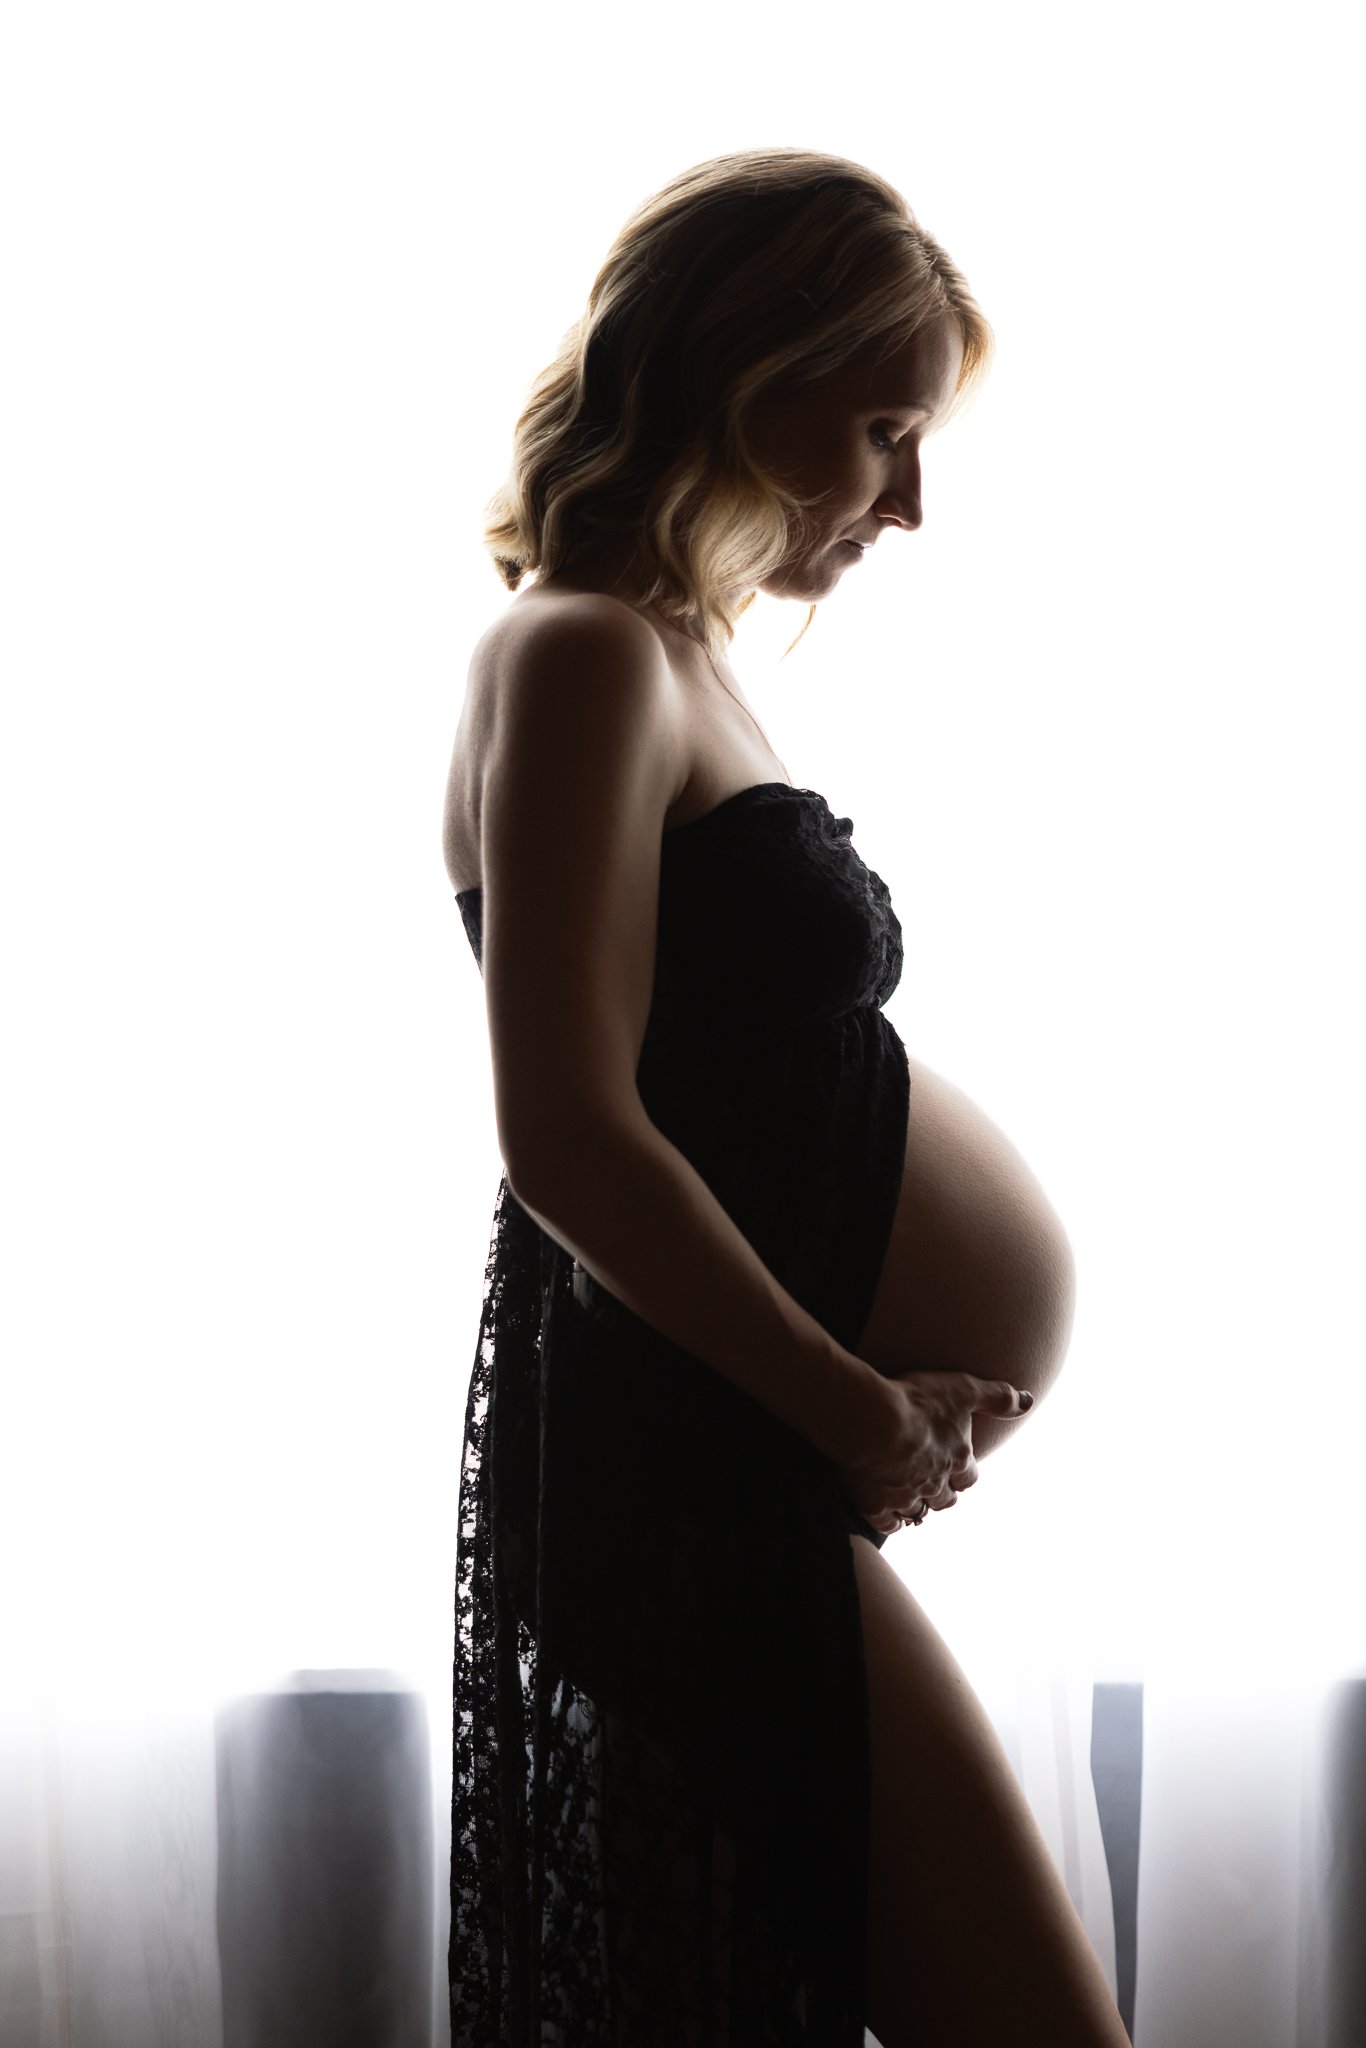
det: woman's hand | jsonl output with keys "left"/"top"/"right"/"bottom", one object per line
{"left": 832, "top": 1370, "right": 1033, "bottom": 1536}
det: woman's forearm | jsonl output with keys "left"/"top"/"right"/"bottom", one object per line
{"left": 507, "top": 1110, "right": 887, "bottom": 1466}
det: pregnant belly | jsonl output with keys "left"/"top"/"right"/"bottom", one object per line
{"left": 853, "top": 1055, "right": 1077, "bottom": 1402}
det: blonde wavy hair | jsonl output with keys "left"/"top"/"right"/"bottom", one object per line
{"left": 482, "top": 148, "right": 995, "bottom": 662}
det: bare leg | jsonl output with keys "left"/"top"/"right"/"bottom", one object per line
{"left": 852, "top": 1536, "right": 1131, "bottom": 2048}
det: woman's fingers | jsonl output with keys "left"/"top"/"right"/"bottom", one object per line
{"left": 969, "top": 1376, "right": 1034, "bottom": 1418}
{"left": 855, "top": 1372, "right": 1026, "bottom": 1532}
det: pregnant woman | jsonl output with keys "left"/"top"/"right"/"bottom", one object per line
{"left": 444, "top": 149, "right": 1129, "bottom": 2047}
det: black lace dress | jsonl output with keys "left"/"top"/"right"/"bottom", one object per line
{"left": 450, "top": 782, "right": 910, "bottom": 2045}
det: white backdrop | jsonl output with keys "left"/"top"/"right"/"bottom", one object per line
{"left": 4, "top": 3, "right": 1362, "bottom": 2044}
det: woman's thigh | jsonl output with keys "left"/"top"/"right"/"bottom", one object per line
{"left": 851, "top": 1534, "right": 1130, "bottom": 2048}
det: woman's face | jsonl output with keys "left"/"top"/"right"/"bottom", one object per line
{"left": 744, "top": 311, "right": 965, "bottom": 602}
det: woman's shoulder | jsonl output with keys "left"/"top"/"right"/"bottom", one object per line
{"left": 461, "top": 588, "right": 671, "bottom": 758}
{"left": 478, "top": 580, "right": 664, "bottom": 663}
{"left": 465, "top": 584, "right": 680, "bottom": 747}
{"left": 445, "top": 586, "right": 686, "bottom": 895}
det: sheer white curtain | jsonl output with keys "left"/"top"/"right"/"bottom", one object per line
{"left": 4, "top": 5, "right": 1361, "bottom": 2045}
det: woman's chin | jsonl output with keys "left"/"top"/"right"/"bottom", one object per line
{"left": 758, "top": 547, "right": 850, "bottom": 604}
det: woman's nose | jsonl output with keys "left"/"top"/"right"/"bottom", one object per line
{"left": 877, "top": 453, "right": 924, "bottom": 530}
{"left": 876, "top": 490, "right": 922, "bottom": 533}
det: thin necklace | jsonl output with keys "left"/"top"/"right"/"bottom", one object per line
{"left": 646, "top": 600, "right": 792, "bottom": 786}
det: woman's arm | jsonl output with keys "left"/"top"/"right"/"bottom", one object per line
{"left": 509, "top": 1105, "right": 882, "bottom": 1465}
{"left": 466, "top": 593, "right": 887, "bottom": 1467}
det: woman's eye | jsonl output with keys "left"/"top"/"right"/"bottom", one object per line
{"left": 869, "top": 424, "right": 898, "bottom": 454}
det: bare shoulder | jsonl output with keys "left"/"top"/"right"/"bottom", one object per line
{"left": 443, "top": 588, "right": 687, "bottom": 895}
{"left": 449, "top": 587, "right": 693, "bottom": 1192}
{"left": 483, "top": 586, "right": 680, "bottom": 712}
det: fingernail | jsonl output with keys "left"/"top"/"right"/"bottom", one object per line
{"left": 1018, "top": 1391, "right": 1034, "bottom": 1411}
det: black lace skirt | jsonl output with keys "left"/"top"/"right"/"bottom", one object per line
{"left": 450, "top": 1016, "right": 909, "bottom": 2044}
